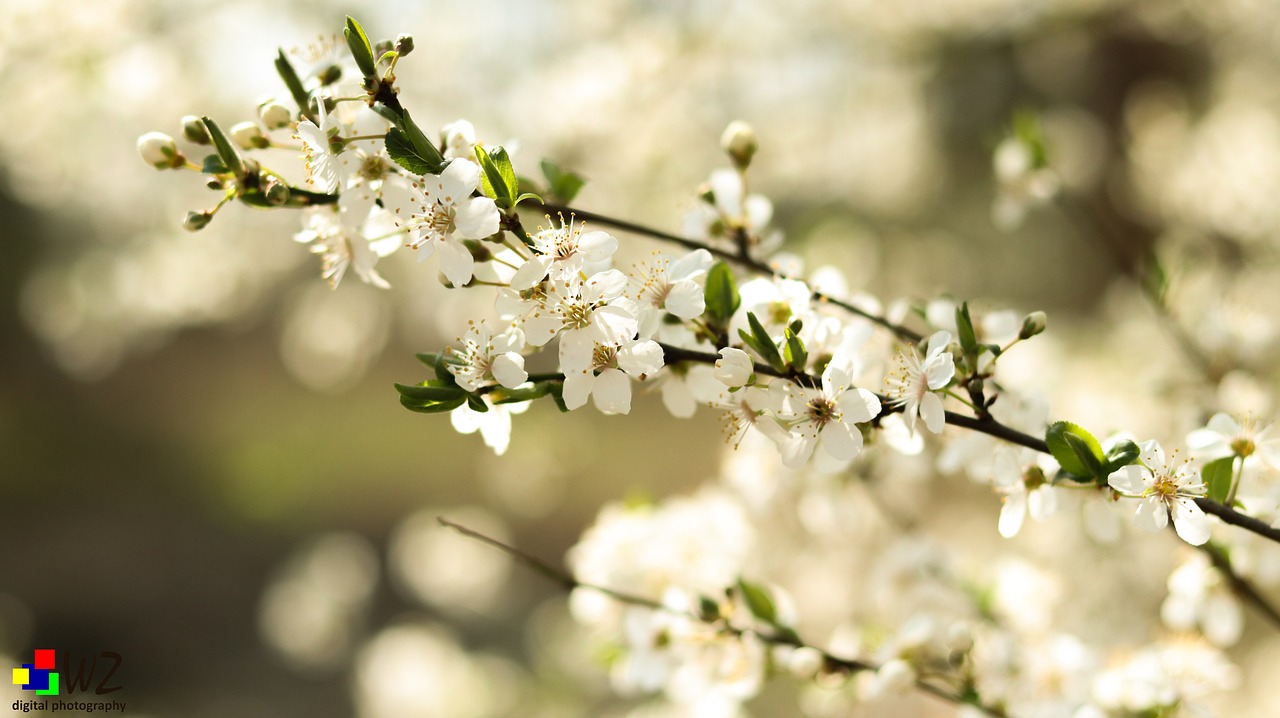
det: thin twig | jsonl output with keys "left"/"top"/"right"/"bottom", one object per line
{"left": 436, "top": 517, "right": 1009, "bottom": 718}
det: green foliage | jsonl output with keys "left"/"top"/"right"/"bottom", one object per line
{"left": 955, "top": 301, "right": 979, "bottom": 356}
{"left": 475, "top": 146, "right": 520, "bottom": 209}
{"left": 1202, "top": 456, "right": 1235, "bottom": 504}
{"left": 385, "top": 114, "right": 447, "bottom": 176}
{"left": 783, "top": 321, "right": 807, "bottom": 373}
{"left": 1046, "top": 421, "right": 1106, "bottom": 483}
{"left": 344, "top": 16, "right": 377, "bottom": 79}
{"left": 704, "top": 262, "right": 740, "bottom": 332}
{"left": 738, "top": 312, "right": 785, "bottom": 372}
{"left": 201, "top": 117, "right": 245, "bottom": 177}
{"left": 273, "top": 49, "right": 312, "bottom": 123}
{"left": 736, "top": 578, "right": 777, "bottom": 624}
{"left": 540, "top": 159, "right": 587, "bottom": 203}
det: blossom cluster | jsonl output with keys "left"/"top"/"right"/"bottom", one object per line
{"left": 140, "top": 16, "right": 1280, "bottom": 717}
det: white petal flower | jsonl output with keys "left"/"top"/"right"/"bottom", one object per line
{"left": 886, "top": 330, "right": 955, "bottom": 435}
{"left": 401, "top": 160, "right": 500, "bottom": 286}
{"left": 1107, "top": 440, "right": 1210, "bottom": 545}
{"left": 776, "top": 353, "right": 880, "bottom": 467}
{"left": 446, "top": 322, "right": 528, "bottom": 392}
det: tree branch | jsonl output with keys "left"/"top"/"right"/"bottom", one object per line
{"left": 437, "top": 517, "right": 1009, "bottom": 718}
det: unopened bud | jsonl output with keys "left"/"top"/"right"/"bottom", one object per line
{"left": 787, "top": 646, "right": 824, "bottom": 680}
{"left": 181, "top": 115, "right": 210, "bottom": 145}
{"left": 395, "top": 34, "right": 415, "bottom": 56}
{"left": 721, "top": 120, "right": 757, "bottom": 170}
{"left": 258, "top": 101, "right": 293, "bottom": 130}
{"left": 463, "top": 239, "right": 492, "bottom": 263}
{"left": 713, "top": 347, "right": 754, "bottom": 388}
{"left": 230, "top": 121, "right": 269, "bottom": 150}
{"left": 264, "top": 180, "right": 290, "bottom": 206}
{"left": 946, "top": 622, "right": 974, "bottom": 653}
{"left": 315, "top": 64, "right": 342, "bottom": 86}
{"left": 1019, "top": 311, "right": 1047, "bottom": 340}
{"left": 183, "top": 210, "right": 213, "bottom": 232}
{"left": 876, "top": 658, "right": 916, "bottom": 693}
{"left": 137, "top": 132, "right": 182, "bottom": 170}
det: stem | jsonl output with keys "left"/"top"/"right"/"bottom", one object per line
{"left": 1225, "top": 455, "right": 1243, "bottom": 506}
{"left": 436, "top": 517, "right": 1009, "bottom": 718}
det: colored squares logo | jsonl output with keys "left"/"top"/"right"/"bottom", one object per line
{"left": 12, "top": 649, "right": 59, "bottom": 695}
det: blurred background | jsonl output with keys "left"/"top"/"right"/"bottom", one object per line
{"left": 4, "top": 0, "right": 1280, "bottom": 715}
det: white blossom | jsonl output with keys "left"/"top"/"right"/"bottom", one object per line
{"left": 1107, "top": 440, "right": 1210, "bottom": 546}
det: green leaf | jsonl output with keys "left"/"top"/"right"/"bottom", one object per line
{"left": 384, "top": 110, "right": 446, "bottom": 176}
{"left": 200, "top": 154, "right": 228, "bottom": 175}
{"left": 746, "top": 312, "right": 785, "bottom": 371}
{"left": 475, "top": 146, "right": 518, "bottom": 207}
{"left": 514, "top": 192, "right": 543, "bottom": 207}
{"left": 736, "top": 578, "right": 778, "bottom": 625}
{"left": 395, "top": 382, "right": 464, "bottom": 402}
{"left": 1064, "top": 431, "right": 1104, "bottom": 479}
{"left": 344, "top": 16, "right": 377, "bottom": 78}
{"left": 784, "top": 326, "right": 808, "bottom": 373}
{"left": 274, "top": 49, "right": 313, "bottom": 123}
{"left": 704, "top": 262, "right": 740, "bottom": 328}
{"left": 399, "top": 394, "right": 466, "bottom": 414}
{"left": 201, "top": 117, "right": 245, "bottom": 176}
{"left": 490, "top": 382, "right": 552, "bottom": 404}
{"left": 1102, "top": 439, "right": 1140, "bottom": 475}
{"left": 1046, "top": 421, "right": 1105, "bottom": 481}
{"left": 540, "top": 159, "right": 587, "bottom": 203}
{"left": 956, "top": 301, "right": 978, "bottom": 356}
{"left": 386, "top": 127, "right": 439, "bottom": 176}
{"left": 465, "top": 393, "right": 489, "bottom": 413}
{"left": 1203, "top": 456, "right": 1235, "bottom": 504}
{"left": 415, "top": 352, "right": 441, "bottom": 368}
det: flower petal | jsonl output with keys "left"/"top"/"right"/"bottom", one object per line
{"left": 454, "top": 197, "right": 500, "bottom": 239}
{"left": 562, "top": 371, "right": 594, "bottom": 410}
{"left": 664, "top": 280, "right": 705, "bottom": 319}
{"left": 819, "top": 421, "right": 863, "bottom": 461}
{"left": 491, "top": 353, "right": 528, "bottom": 389}
{"left": 437, "top": 239, "right": 475, "bottom": 287}
{"left": 920, "top": 392, "right": 946, "bottom": 434}
{"left": 618, "top": 340, "right": 665, "bottom": 377}
{"left": 999, "top": 491, "right": 1027, "bottom": 538}
{"left": 592, "top": 368, "right": 632, "bottom": 414}
{"left": 1108, "top": 465, "right": 1149, "bottom": 495}
{"left": 1172, "top": 498, "right": 1210, "bottom": 546}
{"left": 1134, "top": 497, "right": 1168, "bottom": 533}
{"left": 510, "top": 255, "right": 554, "bottom": 291}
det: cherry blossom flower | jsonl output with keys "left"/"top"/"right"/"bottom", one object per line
{"left": 775, "top": 354, "right": 881, "bottom": 467}
{"left": 631, "top": 249, "right": 713, "bottom": 338}
{"left": 1107, "top": 440, "right": 1210, "bottom": 545}
{"left": 1186, "top": 413, "right": 1280, "bottom": 468}
{"left": 559, "top": 335, "right": 663, "bottom": 414}
{"left": 293, "top": 208, "right": 393, "bottom": 289}
{"left": 402, "top": 160, "right": 500, "bottom": 287}
{"left": 509, "top": 216, "right": 618, "bottom": 290}
{"left": 885, "top": 330, "right": 955, "bottom": 435}
{"left": 991, "top": 449, "right": 1060, "bottom": 538}
{"left": 445, "top": 321, "right": 528, "bottom": 392}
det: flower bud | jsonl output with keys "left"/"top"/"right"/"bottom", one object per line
{"left": 721, "top": 120, "right": 757, "bottom": 170}
{"left": 230, "top": 121, "right": 269, "bottom": 150}
{"left": 876, "top": 658, "right": 916, "bottom": 693}
{"left": 137, "top": 131, "right": 182, "bottom": 170}
{"left": 181, "top": 115, "right": 211, "bottom": 144}
{"left": 183, "top": 210, "right": 213, "bottom": 232}
{"left": 315, "top": 64, "right": 342, "bottom": 86}
{"left": 1019, "top": 311, "right": 1047, "bottom": 340}
{"left": 714, "top": 347, "right": 754, "bottom": 388}
{"left": 946, "top": 622, "right": 974, "bottom": 653}
{"left": 258, "top": 100, "right": 293, "bottom": 130}
{"left": 396, "top": 34, "right": 415, "bottom": 56}
{"left": 264, "top": 180, "right": 291, "bottom": 206}
{"left": 787, "top": 646, "right": 824, "bottom": 680}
